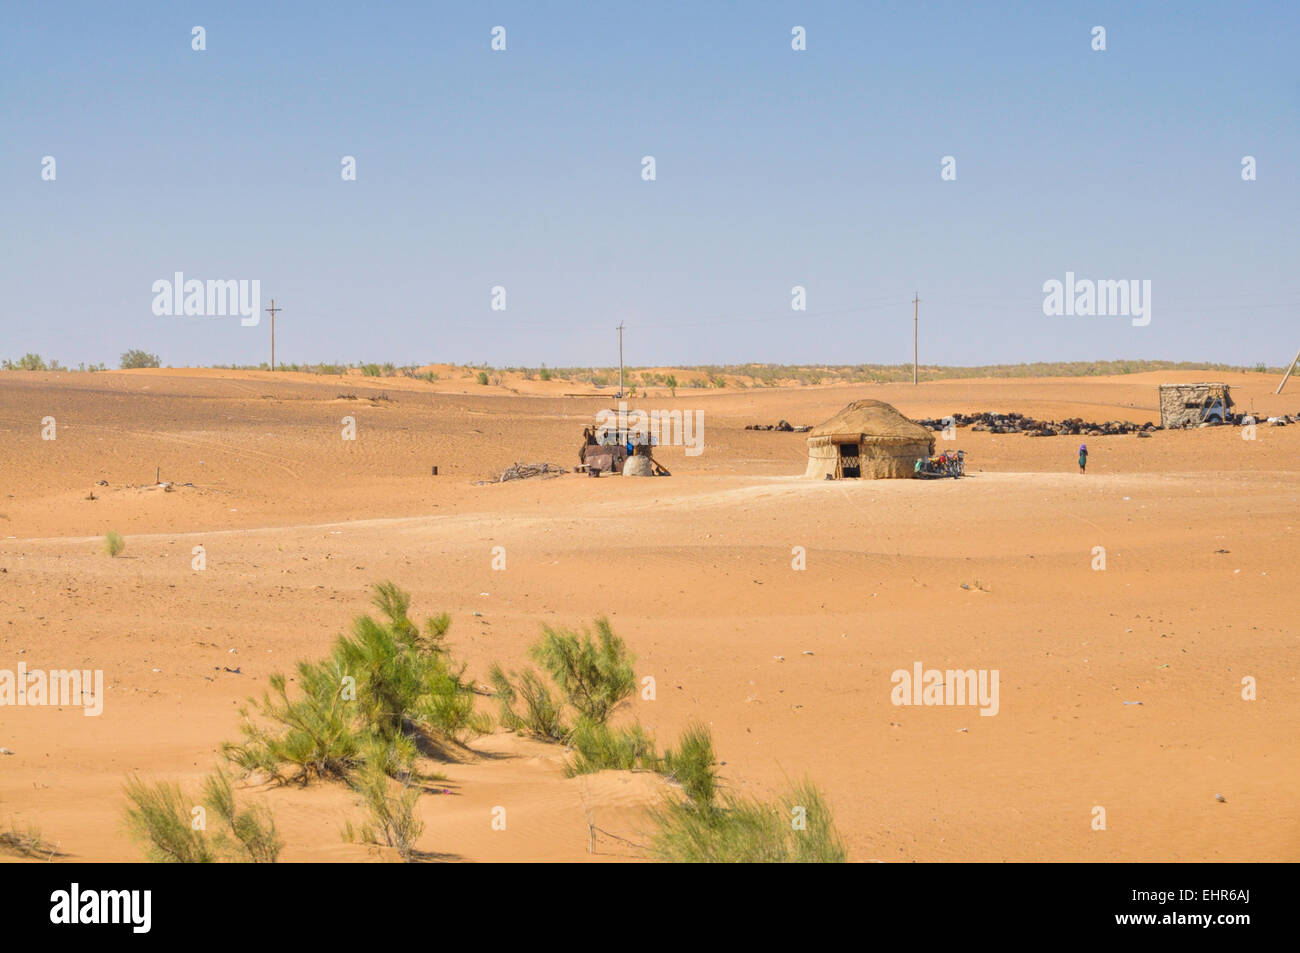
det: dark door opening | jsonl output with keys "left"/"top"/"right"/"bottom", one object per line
{"left": 839, "top": 443, "right": 860, "bottom": 478}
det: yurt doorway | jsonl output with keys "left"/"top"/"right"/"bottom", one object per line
{"left": 838, "top": 442, "right": 861, "bottom": 478}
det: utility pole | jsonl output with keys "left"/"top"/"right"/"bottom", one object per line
{"left": 617, "top": 321, "right": 625, "bottom": 398}
{"left": 912, "top": 292, "right": 920, "bottom": 385}
{"left": 1276, "top": 344, "right": 1300, "bottom": 394}
{"left": 265, "top": 299, "right": 281, "bottom": 371}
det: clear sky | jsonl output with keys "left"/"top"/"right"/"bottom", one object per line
{"left": 3, "top": 1, "right": 1296, "bottom": 369}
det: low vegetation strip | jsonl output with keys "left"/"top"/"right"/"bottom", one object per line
{"left": 121, "top": 583, "right": 847, "bottom": 863}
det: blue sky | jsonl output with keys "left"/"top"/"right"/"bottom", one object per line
{"left": 3, "top": 1, "right": 1296, "bottom": 369}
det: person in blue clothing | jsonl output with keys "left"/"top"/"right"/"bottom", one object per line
{"left": 1078, "top": 443, "right": 1088, "bottom": 474}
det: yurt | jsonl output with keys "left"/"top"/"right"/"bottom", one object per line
{"left": 804, "top": 399, "right": 934, "bottom": 479}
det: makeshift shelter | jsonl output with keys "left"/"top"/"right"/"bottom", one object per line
{"left": 804, "top": 399, "right": 934, "bottom": 479}
{"left": 1158, "top": 383, "right": 1233, "bottom": 428}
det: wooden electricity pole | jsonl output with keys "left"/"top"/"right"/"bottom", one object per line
{"left": 1276, "top": 344, "right": 1300, "bottom": 394}
{"left": 617, "top": 321, "right": 625, "bottom": 397}
{"left": 266, "top": 299, "right": 281, "bottom": 371}
{"left": 913, "top": 293, "right": 920, "bottom": 385}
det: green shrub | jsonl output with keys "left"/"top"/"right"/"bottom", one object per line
{"left": 124, "top": 768, "right": 282, "bottom": 863}
{"left": 661, "top": 723, "right": 717, "bottom": 807}
{"left": 120, "top": 349, "right": 161, "bottom": 369}
{"left": 225, "top": 583, "right": 485, "bottom": 784}
{"left": 531, "top": 619, "right": 635, "bottom": 725}
{"left": 361, "top": 363, "right": 382, "bottom": 377}
{"left": 223, "top": 659, "right": 364, "bottom": 784}
{"left": 649, "top": 779, "right": 846, "bottom": 863}
{"left": 538, "top": 365, "right": 552, "bottom": 381}
{"left": 491, "top": 618, "right": 635, "bottom": 746}
{"left": 564, "top": 718, "right": 658, "bottom": 776}
{"left": 343, "top": 748, "right": 424, "bottom": 861}
{"left": 199, "top": 767, "right": 283, "bottom": 862}
{"left": 123, "top": 776, "right": 213, "bottom": 862}
{"left": 332, "top": 585, "right": 485, "bottom": 747}
{"left": 476, "top": 371, "right": 490, "bottom": 385}
{"left": 489, "top": 664, "right": 568, "bottom": 741}
{"left": 104, "top": 531, "right": 125, "bottom": 557}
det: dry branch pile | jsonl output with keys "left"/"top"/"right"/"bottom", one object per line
{"left": 497, "top": 462, "right": 567, "bottom": 482}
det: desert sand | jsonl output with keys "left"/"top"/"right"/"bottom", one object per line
{"left": 0, "top": 368, "right": 1296, "bottom": 861}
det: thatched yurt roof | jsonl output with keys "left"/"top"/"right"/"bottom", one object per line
{"left": 806, "top": 399, "right": 933, "bottom": 446}
{"left": 804, "top": 399, "right": 934, "bottom": 479}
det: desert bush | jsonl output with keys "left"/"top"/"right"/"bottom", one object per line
{"left": 342, "top": 749, "right": 424, "bottom": 861}
{"left": 491, "top": 618, "right": 635, "bottom": 749}
{"left": 532, "top": 619, "right": 635, "bottom": 725}
{"left": 660, "top": 722, "right": 717, "bottom": 807}
{"left": 564, "top": 718, "right": 658, "bottom": 777}
{"left": 124, "top": 768, "right": 282, "bottom": 863}
{"left": 225, "top": 583, "right": 484, "bottom": 784}
{"left": 332, "top": 585, "right": 484, "bottom": 746}
{"left": 2, "top": 353, "right": 48, "bottom": 371}
{"left": 104, "top": 531, "right": 125, "bottom": 557}
{"left": 476, "top": 371, "right": 490, "bottom": 385}
{"left": 488, "top": 664, "right": 568, "bottom": 741}
{"left": 538, "top": 365, "right": 552, "bottom": 381}
{"left": 649, "top": 779, "right": 846, "bottom": 863}
{"left": 0, "top": 820, "right": 61, "bottom": 859}
{"left": 199, "top": 767, "right": 283, "bottom": 862}
{"left": 361, "top": 363, "right": 382, "bottom": 377}
{"left": 123, "top": 776, "right": 213, "bottom": 862}
{"left": 223, "top": 659, "right": 364, "bottom": 784}
{"left": 120, "top": 349, "right": 161, "bottom": 369}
